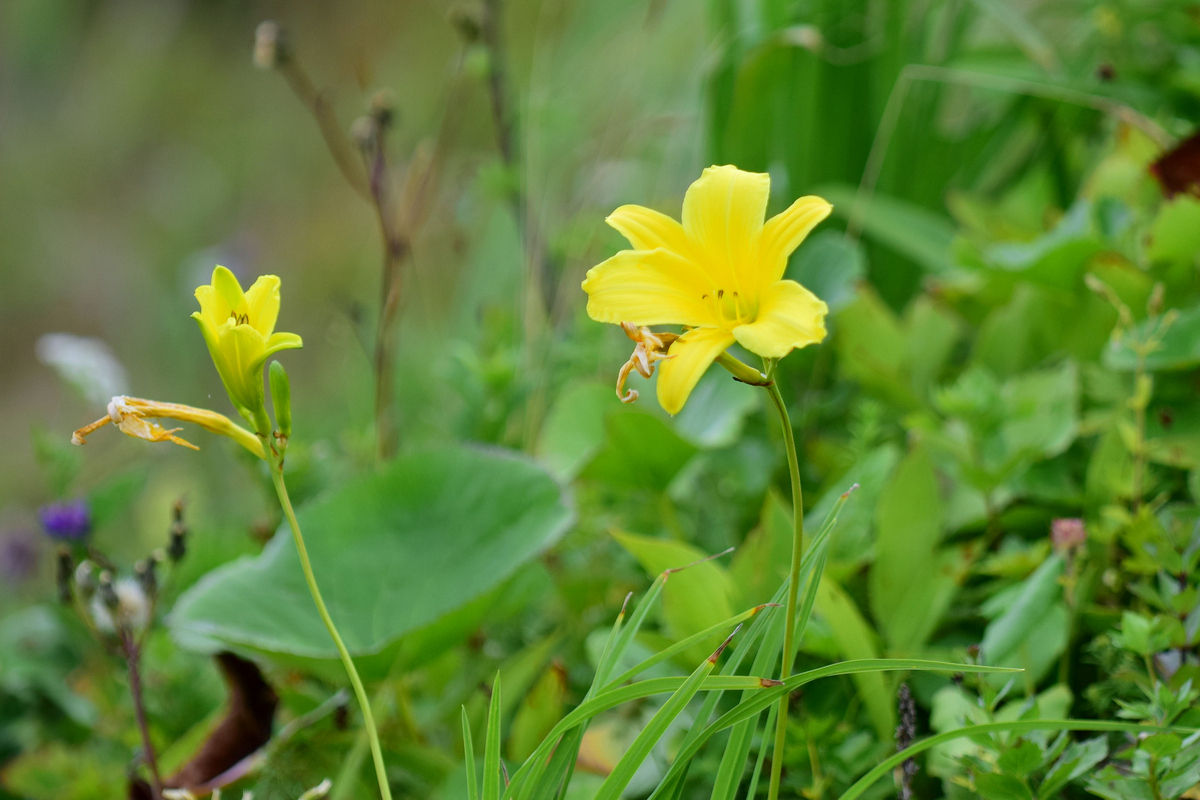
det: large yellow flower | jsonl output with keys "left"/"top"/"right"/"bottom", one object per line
{"left": 192, "top": 266, "right": 303, "bottom": 424}
{"left": 582, "top": 165, "right": 831, "bottom": 414}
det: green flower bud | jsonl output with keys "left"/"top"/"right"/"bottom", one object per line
{"left": 269, "top": 360, "right": 292, "bottom": 441}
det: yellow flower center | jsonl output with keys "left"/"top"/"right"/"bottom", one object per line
{"left": 702, "top": 288, "right": 755, "bottom": 329}
{"left": 230, "top": 311, "right": 250, "bottom": 326}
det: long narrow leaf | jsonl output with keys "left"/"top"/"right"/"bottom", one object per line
{"left": 595, "top": 633, "right": 737, "bottom": 800}
{"left": 510, "top": 675, "right": 772, "bottom": 800}
{"left": 462, "top": 706, "right": 479, "bottom": 800}
{"left": 604, "top": 603, "right": 768, "bottom": 690}
{"left": 744, "top": 703, "right": 777, "bottom": 800}
{"left": 660, "top": 659, "right": 1021, "bottom": 789}
{"left": 511, "top": 594, "right": 632, "bottom": 800}
{"left": 482, "top": 676, "right": 503, "bottom": 800}
{"left": 837, "top": 720, "right": 1200, "bottom": 800}
{"left": 705, "top": 487, "right": 852, "bottom": 800}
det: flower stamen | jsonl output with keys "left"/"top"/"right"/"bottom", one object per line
{"left": 616, "top": 322, "right": 678, "bottom": 404}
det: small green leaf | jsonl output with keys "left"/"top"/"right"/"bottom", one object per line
{"left": 974, "top": 771, "right": 1033, "bottom": 800}
{"left": 997, "top": 739, "right": 1042, "bottom": 778}
{"left": 1140, "top": 732, "right": 1182, "bottom": 758}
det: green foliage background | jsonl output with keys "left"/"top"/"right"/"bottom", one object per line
{"left": 4, "top": 0, "right": 1200, "bottom": 798}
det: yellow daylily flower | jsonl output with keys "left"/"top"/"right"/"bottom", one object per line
{"left": 72, "top": 396, "right": 266, "bottom": 460}
{"left": 582, "top": 165, "right": 831, "bottom": 414}
{"left": 192, "top": 265, "right": 303, "bottom": 426}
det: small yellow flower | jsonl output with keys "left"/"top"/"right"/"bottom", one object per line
{"left": 192, "top": 266, "right": 302, "bottom": 425}
{"left": 582, "top": 165, "right": 831, "bottom": 414}
{"left": 72, "top": 396, "right": 266, "bottom": 460}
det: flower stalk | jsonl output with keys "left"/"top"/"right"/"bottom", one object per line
{"left": 763, "top": 376, "right": 805, "bottom": 800}
{"left": 267, "top": 457, "right": 392, "bottom": 800}
{"left": 71, "top": 267, "right": 394, "bottom": 800}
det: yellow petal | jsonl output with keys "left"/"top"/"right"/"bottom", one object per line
{"left": 194, "top": 285, "right": 230, "bottom": 329}
{"left": 656, "top": 326, "right": 736, "bottom": 415}
{"left": 606, "top": 204, "right": 694, "bottom": 258}
{"left": 582, "top": 249, "right": 715, "bottom": 328}
{"left": 211, "top": 266, "right": 247, "bottom": 315}
{"left": 732, "top": 280, "right": 828, "bottom": 359}
{"left": 262, "top": 331, "right": 303, "bottom": 365}
{"left": 681, "top": 165, "right": 770, "bottom": 290}
{"left": 218, "top": 324, "right": 267, "bottom": 412}
{"left": 244, "top": 275, "right": 282, "bottom": 337}
{"left": 759, "top": 196, "right": 833, "bottom": 283}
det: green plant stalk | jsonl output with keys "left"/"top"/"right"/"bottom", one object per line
{"left": 270, "top": 465, "right": 393, "bottom": 800}
{"left": 765, "top": 380, "right": 804, "bottom": 800}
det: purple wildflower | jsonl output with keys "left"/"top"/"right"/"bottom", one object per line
{"left": 39, "top": 499, "right": 92, "bottom": 541}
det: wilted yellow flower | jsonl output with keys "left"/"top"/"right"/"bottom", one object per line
{"left": 582, "top": 165, "right": 831, "bottom": 414}
{"left": 72, "top": 396, "right": 266, "bottom": 460}
{"left": 192, "top": 266, "right": 302, "bottom": 426}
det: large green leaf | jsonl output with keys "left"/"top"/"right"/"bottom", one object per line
{"left": 869, "top": 446, "right": 959, "bottom": 653}
{"left": 611, "top": 531, "right": 736, "bottom": 662}
{"left": 170, "top": 447, "right": 573, "bottom": 658}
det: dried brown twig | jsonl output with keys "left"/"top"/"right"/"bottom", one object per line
{"left": 253, "top": 20, "right": 466, "bottom": 460}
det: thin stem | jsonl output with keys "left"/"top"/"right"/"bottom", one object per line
{"left": 123, "top": 633, "right": 163, "bottom": 799}
{"left": 270, "top": 467, "right": 393, "bottom": 800}
{"left": 765, "top": 380, "right": 805, "bottom": 800}
{"left": 365, "top": 131, "right": 409, "bottom": 462}
{"left": 1132, "top": 352, "right": 1147, "bottom": 513}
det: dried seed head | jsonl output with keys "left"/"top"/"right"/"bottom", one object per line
{"left": 369, "top": 90, "right": 396, "bottom": 129}
{"left": 895, "top": 683, "right": 918, "bottom": 799}
{"left": 447, "top": 4, "right": 484, "bottom": 44}
{"left": 56, "top": 546, "right": 74, "bottom": 604}
{"left": 92, "top": 576, "right": 150, "bottom": 634}
{"left": 253, "top": 21, "right": 286, "bottom": 70}
{"left": 350, "top": 116, "right": 378, "bottom": 152}
{"left": 135, "top": 555, "right": 159, "bottom": 600}
{"left": 74, "top": 559, "right": 97, "bottom": 598}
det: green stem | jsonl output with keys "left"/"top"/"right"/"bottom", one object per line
{"left": 765, "top": 381, "right": 805, "bottom": 800}
{"left": 270, "top": 466, "right": 393, "bottom": 800}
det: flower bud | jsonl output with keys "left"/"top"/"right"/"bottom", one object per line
{"left": 269, "top": 360, "right": 292, "bottom": 442}
{"left": 168, "top": 498, "right": 187, "bottom": 562}
{"left": 1051, "top": 518, "right": 1087, "bottom": 554}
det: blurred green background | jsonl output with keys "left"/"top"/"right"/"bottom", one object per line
{"left": 6, "top": 0, "right": 1200, "bottom": 798}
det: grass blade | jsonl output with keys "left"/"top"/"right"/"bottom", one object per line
{"left": 483, "top": 675, "right": 503, "bottom": 800}
{"left": 595, "top": 629, "right": 741, "bottom": 800}
{"left": 604, "top": 603, "right": 770, "bottom": 690}
{"left": 660, "top": 659, "right": 1021, "bottom": 787}
{"left": 462, "top": 706, "right": 479, "bottom": 800}
{"left": 744, "top": 703, "right": 777, "bottom": 800}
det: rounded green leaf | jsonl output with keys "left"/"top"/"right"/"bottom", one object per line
{"left": 170, "top": 446, "right": 573, "bottom": 658}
